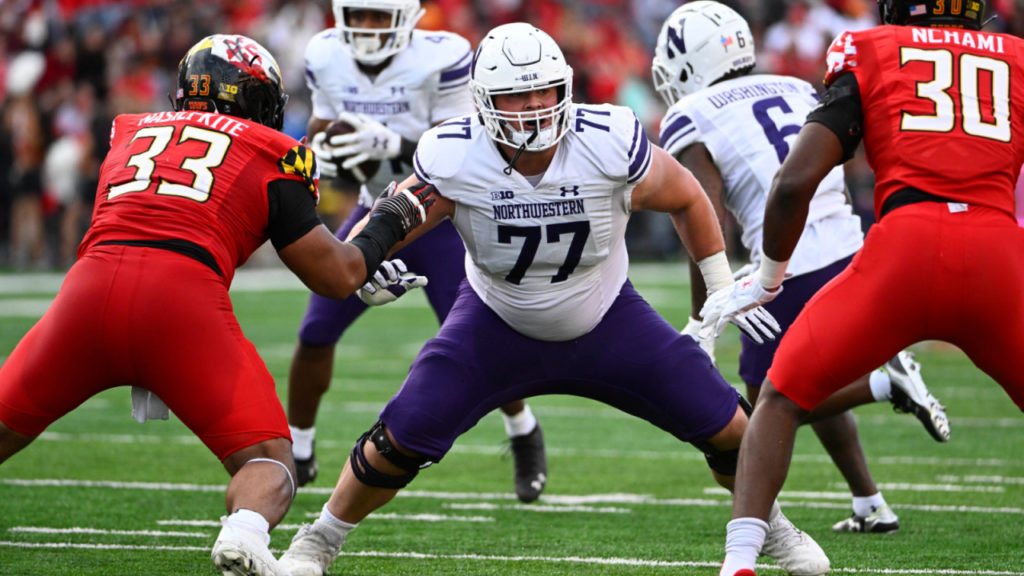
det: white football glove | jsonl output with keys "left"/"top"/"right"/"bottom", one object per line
{"left": 310, "top": 131, "right": 339, "bottom": 179}
{"left": 357, "top": 259, "right": 428, "bottom": 306}
{"left": 699, "top": 272, "right": 782, "bottom": 344}
{"left": 681, "top": 316, "right": 716, "bottom": 365}
{"left": 329, "top": 112, "right": 402, "bottom": 170}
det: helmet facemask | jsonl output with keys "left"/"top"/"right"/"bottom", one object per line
{"left": 470, "top": 23, "right": 574, "bottom": 153}
{"left": 332, "top": 0, "right": 424, "bottom": 65}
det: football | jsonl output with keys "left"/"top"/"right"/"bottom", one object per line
{"left": 323, "top": 119, "right": 381, "bottom": 188}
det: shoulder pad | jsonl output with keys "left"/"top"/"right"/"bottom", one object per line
{"left": 277, "top": 144, "right": 320, "bottom": 204}
{"left": 658, "top": 104, "right": 700, "bottom": 156}
{"left": 824, "top": 31, "right": 859, "bottom": 86}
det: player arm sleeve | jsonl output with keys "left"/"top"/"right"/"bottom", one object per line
{"left": 805, "top": 72, "right": 864, "bottom": 163}
{"left": 267, "top": 179, "right": 323, "bottom": 251}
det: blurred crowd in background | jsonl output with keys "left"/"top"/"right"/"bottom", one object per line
{"left": 1, "top": 0, "right": 1022, "bottom": 270}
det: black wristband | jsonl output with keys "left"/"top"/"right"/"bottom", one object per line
{"left": 349, "top": 212, "right": 406, "bottom": 282}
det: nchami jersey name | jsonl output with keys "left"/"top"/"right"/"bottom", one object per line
{"left": 911, "top": 27, "right": 1005, "bottom": 53}
{"left": 492, "top": 198, "right": 586, "bottom": 221}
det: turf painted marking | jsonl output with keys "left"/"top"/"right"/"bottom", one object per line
{"left": 0, "top": 541, "right": 1020, "bottom": 575}
{"left": 9, "top": 526, "right": 207, "bottom": 537}
{"left": 5, "top": 479, "right": 1023, "bottom": 516}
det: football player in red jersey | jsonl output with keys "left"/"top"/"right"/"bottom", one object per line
{"left": 0, "top": 34, "right": 435, "bottom": 576}
{"left": 705, "top": 0, "right": 1024, "bottom": 574}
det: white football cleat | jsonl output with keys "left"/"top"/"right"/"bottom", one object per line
{"left": 761, "top": 509, "right": 830, "bottom": 575}
{"left": 832, "top": 504, "right": 900, "bottom": 534}
{"left": 211, "top": 519, "right": 290, "bottom": 576}
{"left": 279, "top": 523, "right": 343, "bottom": 576}
{"left": 886, "top": 351, "right": 950, "bottom": 442}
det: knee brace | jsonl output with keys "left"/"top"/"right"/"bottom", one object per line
{"left": 698, "top": 444, "right": 739, "bottom": 476}
{"left": 349, "top": 421, "right": 432, "bottom": 490}
{"left": 692, "top": 396, "right": 750, "bottom": 477}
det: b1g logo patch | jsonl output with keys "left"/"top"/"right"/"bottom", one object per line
{"left": 278, "top": 145, "right": 320, "bottom": 204}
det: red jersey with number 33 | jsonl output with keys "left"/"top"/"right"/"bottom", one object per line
{"left": 80, "top": 111, "right": 318, "bottom": 285}
{"left": 823, "top": 25, "right": 1024, "bottom": 220}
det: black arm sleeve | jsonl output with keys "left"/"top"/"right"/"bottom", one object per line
{"left": 805, "top": 72, "right": 864, "bottom": 163}
{"left": 267, "top": 179, "right": 323, "bottom": 251}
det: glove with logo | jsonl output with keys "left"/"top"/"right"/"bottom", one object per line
{"left": 370, "top": 180, "right": 437, "bottom": 236}
{"left": 699, "top": 272, "right": 783, "bottom": 344}
{"left": 329, "top": 112, "right": 402, "bottom": 170}
{"left": 358, "top": 259, "right": 428, "bottom": 306}
{"left": 309, "top": 131, "right": 339, "bottom": 179}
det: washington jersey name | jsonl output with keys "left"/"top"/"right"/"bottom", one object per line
{"left": 305, "top": 28, "right": 474, "bottom": 198}
{"left": 660, "top": 74, "right": 863, "bottom": 277}
{"left": 414, "top": 104, "right": 652, "bottom": 341}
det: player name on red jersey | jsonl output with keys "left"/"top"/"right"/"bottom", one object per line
{"left": 137, "top": 111, "right": 251, "bottom": 136}
{"left": 911, "top": 27, "right": 1005, "bottom": 53}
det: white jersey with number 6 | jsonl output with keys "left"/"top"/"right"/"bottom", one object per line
{"left": 659, "top": 74, "right": 863, "bottom": 277}
{"left": 413, "top": 104, "right": 653, "bottom": 341}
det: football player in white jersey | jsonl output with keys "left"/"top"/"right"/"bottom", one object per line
{"left": 652, "top": 1, "right": 951, "bottom": 538}
{"left": 290, "top": 0, "right": 549, "bottom": 502}
{"left": 279, "top": 23, "right": 830, "bottom": 576}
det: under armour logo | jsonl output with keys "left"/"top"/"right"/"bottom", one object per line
{"left": 559, "top": 185, "right": 580, "bottom": 197}
{"left": 391, "top": 86, "right": 405, "bottom": 96}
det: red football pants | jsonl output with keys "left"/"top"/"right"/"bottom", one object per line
{"left": 770, "top": 202, "right": 1024, "bottom": 411}
{"left": 0, "top": 246, "right": 289, "bottom": 460}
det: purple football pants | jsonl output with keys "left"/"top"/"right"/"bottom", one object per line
{"left": 738, "top": 255, "right": 854, "bottom": 388}
{"left": 380, "top": 279, "right": 741, "bottom": 461}
{"left": 297, "top": 205, "right": 467, "bottom": 346}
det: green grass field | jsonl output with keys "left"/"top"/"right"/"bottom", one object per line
{"left": 1, "top": 262, "right": 1021, "bottom": 576}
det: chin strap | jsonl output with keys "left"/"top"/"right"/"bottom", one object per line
{"left": 502, "top": 125, "right": 540, "bottom": 176}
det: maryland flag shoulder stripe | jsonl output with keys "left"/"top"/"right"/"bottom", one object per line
{"left": 278, "top": 144, "right": 320, "bottom": 205}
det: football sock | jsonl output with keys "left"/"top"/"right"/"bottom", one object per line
{"left": 721, "top": 517, "right": 768, "bottom": 575}
{"left": 853, "top": 493, "right": 887, "bottom": 517}
{"left": 502, "top": 404, "right": 537, "bottom": 438}
{"left": 317, "top": 502, "right": 358, "bottom": 538}
{"left": 869, "top": 370, "right": 892, "bottom": 402}
{"left": 224, "top": 509, "right": 271, "bottom": 546}
{"left": 290, "top": 426, "right": 315, "bottom": 459}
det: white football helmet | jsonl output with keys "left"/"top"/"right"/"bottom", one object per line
{"left": 469, "top": 23, "right": 573, "bottom": 152}
{"left": 332, "top": 0, "right": 424, "bottom": 65}
{"left": 651, "top": 1, "right": 756, "bottom": 106}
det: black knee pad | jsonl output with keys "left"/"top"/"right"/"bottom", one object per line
{"left": 348, "top": 421, "right": 432, "bottom": 490}
{"left": 701, "top": 445, "right": 739, "bottom": 476}
{"left": 692, "top": 396, "right": 748, "bottom": 477}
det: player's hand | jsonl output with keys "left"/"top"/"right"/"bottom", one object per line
{"left": 681, "top": 316, "right": 716, "bottom": 364}
{"left": 699, "top": 273, "right": 782, "bottom": 344}
{"left": 357, "top": 259, "right": 428, "bottom": 306}
{"left": 309, "top": 131, "right": 339, "bottom": 179}
{"left": 329, "top": 112, "right": 402, "bottom": 169}
{"left": 370, "top": 180, "right": 437, "bottom": 235}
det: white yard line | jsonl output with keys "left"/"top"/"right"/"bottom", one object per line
{"left": 4, "top": 478, "right": 1023, "bottom": 514}
{"left": 0, "top": 541, "right": 1021, "bottom": 575}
